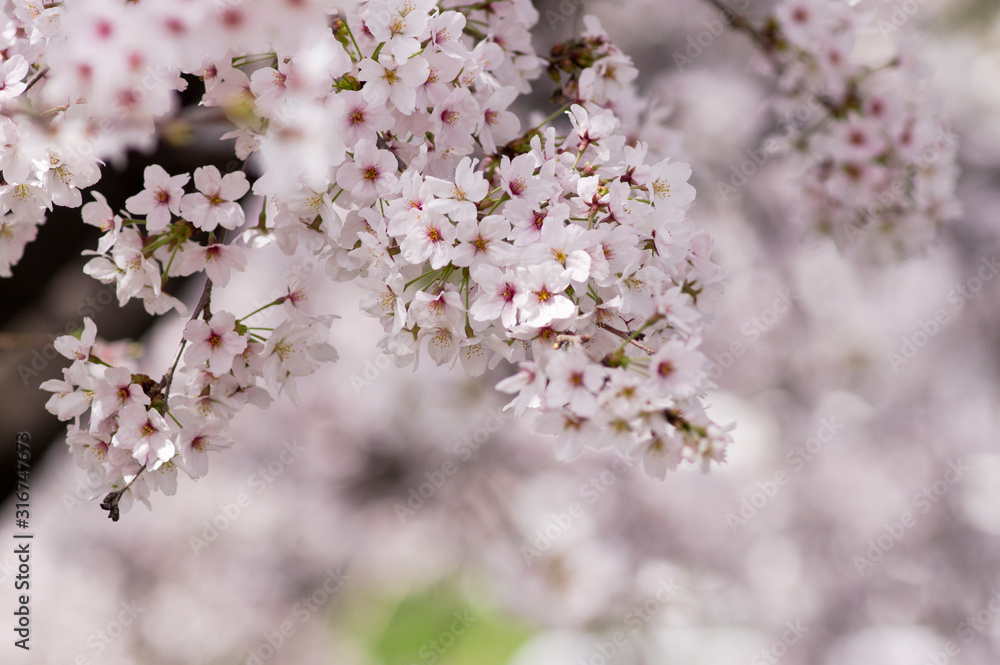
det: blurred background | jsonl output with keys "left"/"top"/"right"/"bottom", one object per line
{"left": 3, "top": 0, "right": 1000, "bottom": 663}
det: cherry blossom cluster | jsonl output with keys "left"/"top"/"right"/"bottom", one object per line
{"left": 314, "top": 13, "right": 731, "bottom": 477}
{"left": 40, "top": 160, "right": 338, "bottom": 516}
{"left": 343, "top": 101, "right": 733, "bottom": 477}
{"left": 730, "top": 0, "right": 961, "bottom": 258}
{"left": 3, "top": 0, "right": 760, "bottom": 518}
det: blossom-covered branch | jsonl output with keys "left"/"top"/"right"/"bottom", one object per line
{"left": 703, "top": 0, "right": 961, "bottom": 259}
{"left": 0, "top": 0, "right": 957, "bottom": 519}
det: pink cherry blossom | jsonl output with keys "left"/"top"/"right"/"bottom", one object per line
{"left": 113, "top": 404, "right": 175, "bottom": 469}
{"left": 336, "top": 138, "right": 400, "bottom": 206}
{"left": 179, "top": 166, "right": 249, "bottom": 231}
{"left": 0, "top": 55, "right": 29, "bottom": 103}
{"left": 54, "top": 317, "right": 98, "bottom": 361}
{"left": 125, "top": 165, "right": 189, "bottom": 233}
{"left": 183, "top": 311, "right": 248, "bottom": 376}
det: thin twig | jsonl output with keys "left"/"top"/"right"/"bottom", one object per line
{"left": 23, "top": 66, "right": 50, "bottom": 94}
{"left": 700, "top": 0, "right": 779, "bottom": 60}
{"left": 100, "top": 464, "right": 147, "bottom": 522}
{"left": 698, "top": 0, "right": 853, "bottom": 118}
{"left": 0, "top": 332, "right": 56, "bottom": 350}
{"left": 156, "top": 277, "right": 213, "bottom": 399}
{"left": 597, "top": 321, "right": 656, "bottom": 355}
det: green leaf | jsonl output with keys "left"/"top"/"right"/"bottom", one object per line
{"left": 348, "top": 582, "right": 534, "bottom": 665}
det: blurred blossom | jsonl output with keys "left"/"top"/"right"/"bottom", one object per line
{"left": 2, "top": 1, "right": 1000, "bottom": 665}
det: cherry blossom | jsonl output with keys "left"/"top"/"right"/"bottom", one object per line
{"left": 172, "top": 411, "right": 233, "bottom": 479}
{"left": 176, "top": 241, "right": 247, "bottom": 287}
{"left": 0, "top": 54, "right": 29, "bottom": 103}
{"left": 337, "top": 138, "right": 400, "bottom": 205}
{"left": 90, "top": 366, "right": 151, "bottom": 428}
{"left": 125, "top": 166, "right": 190, "bottom": 233}
{"left": 0, "top": 0, "right": 953, "bottom": 522}
{"left": 179, "top": 166, "right": 250, "bottom": 231}
{"left": 113, "top": 404, "right": 175, "bottom": 469}
{"left": 182, "top": 311, "right": 248, "bottom": 377}
{"left": 356, "top": 55, "right": 430, "bottom": 115}
{"left": 53, "top": 317, "right": 98, "bottom": 362}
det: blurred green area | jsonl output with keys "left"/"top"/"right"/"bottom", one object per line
{"left": 344, "top": 582, "right": 534, "bottom": 665}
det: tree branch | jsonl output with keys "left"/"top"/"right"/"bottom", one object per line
{"left": 597, "top": 321, "right": 656, "bottom": 355}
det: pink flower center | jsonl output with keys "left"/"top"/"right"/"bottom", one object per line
{"left": 531, "top": 210, "right": 546, "bottom": 230}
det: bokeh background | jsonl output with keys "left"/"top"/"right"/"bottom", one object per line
{"left": 3, "top": 0, "right": 1000, "bottom": 663}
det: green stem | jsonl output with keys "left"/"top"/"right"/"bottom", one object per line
{"left": 238, "top": 298, "right": 285, "bottom": 323}
{"left": 166, "top": 408, "right": 183, "bottom": 428}
{"left": 405, "top": 268, "right": 439, "bottom": 290}
{"left": 232, "top": 54, "right": 278, "bottom": 67}
{"left": 487, "top": 194, "right": 510, "bottom": 215}
{"left": 531, "top": 102, "right": 573, "bottom": 134}
{"left": 343, "top": 21, "right": 363, "bottom": 59}
{"left": 161, "top": 244, "right": 181, "bottom": 286}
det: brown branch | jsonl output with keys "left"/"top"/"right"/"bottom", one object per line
{"left": 155, "top": 277, "right": 213, "bottom": 401}
{"left": 23, "top": 66, "right": 50, "bottom": 94}
{"left": 698, "top": 0, "right": 855, "bottom": 118}
{"left": 0, "top": 332, "right": 56, "bottom": 351}
{"left": 100, "top": 464, "right": 147, "bottom": 522}
{"left": 597, "top": 321, "right": 656, "bottom": 355}
{"left": 700, "top": 0, "right": 780, "bottom": 62}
